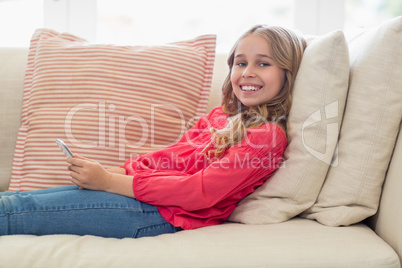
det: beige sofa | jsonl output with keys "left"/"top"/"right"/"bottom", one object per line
{"left": 1, "top": 18, "right": 401, "bottom": 267}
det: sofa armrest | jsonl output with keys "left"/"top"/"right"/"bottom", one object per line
{"left": 368, "top": 122, "right": 402, "bottom": 263}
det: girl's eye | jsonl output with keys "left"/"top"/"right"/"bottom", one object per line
{"left": 259, "top": 62, "right": 271, "bottom": 67}
{"left": 236, "top": 62, "right": 246, "bottom": 67}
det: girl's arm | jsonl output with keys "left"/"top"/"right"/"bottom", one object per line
{"left": 106, "top": 167, "right": 126, "bottom": 175}
{"left": 67, "top": 155, "right": 135, "bottom": 198}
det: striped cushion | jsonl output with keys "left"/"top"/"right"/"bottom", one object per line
{"left": 9, "top": 29, "right": 216, "bottom": 191}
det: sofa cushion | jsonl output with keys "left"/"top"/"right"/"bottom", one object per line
{"left": 0, "top": 218, "right": 399, "bottom": 267}
{"left": 9, "top": 29, "right": 216, "bottom": 191}
{"left": 229, "top": 30, "right": 350, "bottom": 224}
{"left": 302, "top": 17, "right": 402, "bottom": 226}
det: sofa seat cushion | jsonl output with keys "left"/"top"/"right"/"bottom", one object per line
{"left": 0, "top": 218, "right": 399, "bottom": 268}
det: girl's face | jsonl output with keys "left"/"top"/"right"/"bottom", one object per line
{"left": 231, "top": 34, "right": 286, "bottom": 108}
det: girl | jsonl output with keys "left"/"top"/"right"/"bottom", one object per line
{"left": 0, "top": 25, "right": 306, "bottom": 238}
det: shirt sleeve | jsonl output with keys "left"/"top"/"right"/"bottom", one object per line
{"left": 132, "top": 124, "right": 287, "bottom": 211}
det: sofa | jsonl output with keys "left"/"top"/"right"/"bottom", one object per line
{"left": 0, "top": 17, "right": 401, "bottom": 267}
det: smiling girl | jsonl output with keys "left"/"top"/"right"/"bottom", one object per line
{"left": 0, "top": 25, "right": 306, "bottom": 238}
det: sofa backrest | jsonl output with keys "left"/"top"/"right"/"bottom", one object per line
{"left": 0, "top": 48, "right": 27, "bottom": 191}
{"left": 207, "top": 53, "right": 227, "bottom": 111}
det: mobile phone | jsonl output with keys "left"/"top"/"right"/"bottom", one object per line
{"left": 56, "top": 139, "right": 74, "bottom": 158}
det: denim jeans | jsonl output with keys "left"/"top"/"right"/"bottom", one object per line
{"left": 0, "top": 185, "right": 179, "bottom": 238}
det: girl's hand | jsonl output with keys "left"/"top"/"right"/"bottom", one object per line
{"left": 67, "top": 154, "right": 112, "bottom": 192}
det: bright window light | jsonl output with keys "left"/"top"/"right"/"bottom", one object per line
{"left": 0, "top": 0, "right": 43, "bottom": 47}
{"left": 0, "top": 0, "right": 400, "bottom": 47}
{"left": 96, "top": 0, "right": 294, "bottom": 52}
{"left": 344, "top": 0, "right": 401, "bottom": 35}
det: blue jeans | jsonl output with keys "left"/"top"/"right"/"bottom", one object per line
{"left": 0, "top": 185, "right": 179, "bottom": 238}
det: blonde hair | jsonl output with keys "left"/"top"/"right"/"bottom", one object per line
{"left": 205, "top": 25, "right": 306, "bottom": 159}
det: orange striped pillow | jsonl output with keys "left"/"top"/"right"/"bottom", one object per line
{"left": 9, "top": 29, "right": 216, "bottom": 192}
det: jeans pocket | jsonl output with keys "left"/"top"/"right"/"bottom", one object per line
{"left": 134, "top": 222, "right": 176, "bottom": 238}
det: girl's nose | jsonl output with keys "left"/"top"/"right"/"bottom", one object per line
{"left": 242, "top": 66, "right": 256, "bottom": 78}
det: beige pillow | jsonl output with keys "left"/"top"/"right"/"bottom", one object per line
{"left": 302, "top": 17, "right": 402, "bottom": 226}
{"left": 9, "top": 29, "right": 216, "bottom": 192}
{"left": 229, "top": 30, "right": 350, "bottom": 224}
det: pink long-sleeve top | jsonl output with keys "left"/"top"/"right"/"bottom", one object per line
{"left": 122, "top": 107, "right": 287, "bottom": 230}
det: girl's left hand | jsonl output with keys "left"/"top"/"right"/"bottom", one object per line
{"left": 67, "top": 154, "right": 112, "bottom": 191}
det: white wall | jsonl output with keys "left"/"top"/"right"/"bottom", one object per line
{"left": 44, "top": 0, "right": 97, "bottom": 42}
{"left": 294, "top": 0, "right": 345, "bottom": 35}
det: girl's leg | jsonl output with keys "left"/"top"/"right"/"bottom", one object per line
{"left": 0, "top": 186, "right": 178, "bottom": 238}
{"left": 0, "top": 185, "right": 79, "bottom": 197}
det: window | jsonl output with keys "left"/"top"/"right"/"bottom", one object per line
{"left": 345, "top": 0, "right": 401, "bottom": 28}
{"left": 344, "top": 0, "right": 401, "bottom": 36}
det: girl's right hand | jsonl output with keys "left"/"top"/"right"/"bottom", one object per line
{"left": 67, "top": 154, "right": 113, "bottom": 192}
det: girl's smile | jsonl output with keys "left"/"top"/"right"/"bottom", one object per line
{"left": 231, "top": 34, "right": 286, "bottom": 107}
{"left": 240, "top": 84, "right": 262, "bottom": 92}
